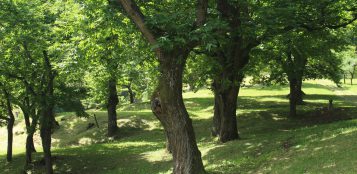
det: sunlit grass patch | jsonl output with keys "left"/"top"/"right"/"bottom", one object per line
{"left": 0, "top": 80, "right": 356, "bottom": 173}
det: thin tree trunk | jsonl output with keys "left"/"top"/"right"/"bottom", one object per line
{"left": 26, "top": 115, "right": 39, "bottom": 165}
{"left": 40, "top": 125, "right": 52, "bottom": 174}
{"left": 151, "top": 52, "right": 205, "bottom": 174}
{"left": 343, "top": 74, "right": 346, "bottom": 84}
{"left": 39, "top": 50, "right": 54, "bottom": 174}
{"left": 127, "top": 84, "right": 135, "bottom": 104}
{"left": 107, "top": 76, "right": 119, "bottom": 137}
{"left": 20, "top": 93, "right": 37, "bottom": 167}
{"left": 289, "top": 78, "right": 298, "bottom": 117}
{"left": 7, "top": 114, "right": 14, "bottom": 162}
{"left": 23, "top": 111, "right": 36, "bottom": 153}
{"left": 93, "top": 114, "right": 99, "bottom": 128}
{"left": 4, "top": 89, "right": 15, "bottom": 162}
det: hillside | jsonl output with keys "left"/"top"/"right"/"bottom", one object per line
{"left": 1, "top": 80, "right": 357, "bottom": 174}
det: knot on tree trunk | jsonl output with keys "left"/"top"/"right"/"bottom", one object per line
{"left": 151, "top": 91, "right": 163, "bottom": 119}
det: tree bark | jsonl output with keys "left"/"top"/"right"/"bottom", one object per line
{"left": 107, "top": 76, "right": 119, "bottom": 137}
{"left": 23, "top": 110, "right": 36, "bottom": 153}
{"left": 4, "top": 89, "right": 15, "bottom": 162}
{"left": 209, "top": 41, "right": 251, "bottom": 143}
{"left": 26, "top": 115, "right": 39, "bottom": 165}
{"left": 295, "top": 79, "right": 304, "bottom": 105}
{"left": 39, "top": 50, "right": 54, "bottom": 174}
{"left": 6, "top": 112, "right": 14, "bottom": 163}
{"left": 289, "top": 78, "right": 298, "bottom": 117}
{"left": 40, "top": 124, "right": 53, "bottom": 174}
{"left": 151, "top": 51, "right": 206, "bottom": 174}
{"left": 20, "top": 90, "right": 38, "bottom": 166}
{"left": 127, "top": 84, "right": 135, "bottom": 104}
{"left": 212, "top": 80, "right": 240, "bottom": 142}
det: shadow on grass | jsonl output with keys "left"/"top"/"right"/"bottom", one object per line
{"left": 0, "top": 139, "right": 172, "bottom": 174}
{"left": 2, "top": 89, "right": 357, "bottom": 174}
{"left": 203, "top": 124, "right": 357, "bottom": 174}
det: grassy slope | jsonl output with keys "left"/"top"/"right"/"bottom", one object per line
{"left": 0, "top": 80, "right": 356, "bottom": 174}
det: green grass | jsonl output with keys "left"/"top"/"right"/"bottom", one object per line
{"left": 1, "top": 80, "right": 357, "bottom": 174}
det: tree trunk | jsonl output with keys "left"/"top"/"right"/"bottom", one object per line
{"left": 343, "top": 74, "right": 346, "bottom": 84}
{"left": 107, "top": 76, "right": 119, "bottom": 137}
{"left": 289, "top": 78, "right": 298, "bottom": 117}
{"left": 6, "top": 114, "right": 14, "bottom": 162}
{"left": 295, "top": 79, "right": 304, "bottom": 105}
{"left": 4, "top": 90, "right": 15, "bottom": 162}
{"left": 40, "top": 124, "right": 53, "bottom": 174}
{"left": 26, "top": 115, "right": 39, "bottom": 165}
{"left": 26, "top": 133, "right": 35, "bottom": 164}
{"left": 126, "top": 83, "right": 135, "bottom": 104}
{"left": 2, "top": 88, "right": 14, "bottom": 162}
{"left": 23, "top": 111, "right": 36, "bottom": 153}
{"left": 151, "top": 51, "right": 205, "bottom": 174}
{"left": 210, "top": 45, "right": 250, "bottom": 143}
{"left": 212, "top": 80, "right": 240, "bottom": 142}
{"left": 39, "top": 50, "right": 54, "bottom": 174}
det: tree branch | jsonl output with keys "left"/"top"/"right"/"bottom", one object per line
{"left": 117, "top": 0, "right": 157, "bottom": 45}
{"left": 0, "top": 115, "right": 9, "bottom": 121}
{"left": 323, "top": 16, "right": 357, "bottom": 29}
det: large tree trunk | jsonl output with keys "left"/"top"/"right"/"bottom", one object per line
{"left": 107, "top": 76, "right": 119, "bottom": 137}
{"left": 210, "top": 43, "right": 251, "bottom": 143}
{"left": 212, "top": 80, "right": 240, "bottom": 142}
{"left": 295, "top": 79, "right": 304, "bottom": 105}
{"left": 4, "top": 90, "right": 15, "bottom": 162}
{"left": 151, "top": 51, "right": 205, "bottom": 174}
{"left": 289, "top": 78, "right": 298, "bottom": 117}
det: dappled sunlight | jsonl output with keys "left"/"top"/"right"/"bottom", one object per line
{"left": 183, "top": 89, "right": 214, "bottom": 99}
{"left": 1, "top": 79, "right": 357, "bottom": 174}
{"left": 140, "top": 149, "right": 171, "bottom": 162}
{"left": 320, "top": 126, "right": 357, "bottom": 142}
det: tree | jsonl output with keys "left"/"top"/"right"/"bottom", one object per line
{"left": 247, "top": 28, "right": 351, "bottom": 117}
{"left": 206, "top": 0, "right": 356, "bottom": 123}
{"left": 0, "top": 81, "right": 15, "bottom": 162}
{"left": 116, "top": 0, "right": 208, "bottom": 173}
{"left": 339, "top": 46, "right": 357, "bottom": 85}
{"left": 79, "top": 0, "right": 153, "bottom": 136}
{"left": 0, "top": 1, "right": 88, "bottom": 173}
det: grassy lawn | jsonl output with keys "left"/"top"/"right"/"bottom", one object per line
{"left": 0, "top": 80, "right": 356, "bottom": 174}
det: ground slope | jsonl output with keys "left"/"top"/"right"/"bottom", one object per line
{"left": 0, "top": 80, "right": 356, "bottom": 174}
